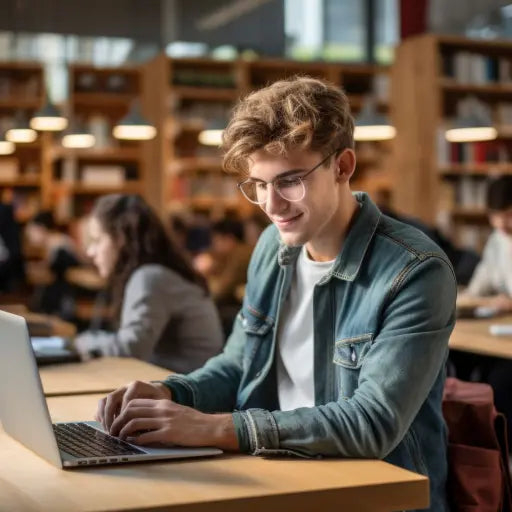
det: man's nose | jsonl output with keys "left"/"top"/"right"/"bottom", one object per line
{"left": 264, "top": 183, "right": 288, "bottom": 215}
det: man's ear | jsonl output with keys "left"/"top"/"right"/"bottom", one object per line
{"left": 335, "top": 149, "right": 356, "bottom": 182}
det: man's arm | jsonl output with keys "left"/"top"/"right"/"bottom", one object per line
{"left": 161, "top": 308, "right": 246, "bottom": 412}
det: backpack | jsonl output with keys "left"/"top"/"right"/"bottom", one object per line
{"left": 443, "top": 377, "right": 512, "bottom": 512}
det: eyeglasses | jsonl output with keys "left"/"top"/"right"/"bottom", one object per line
{"left": 237, "top": 147, "right": 341, "bottom": 205}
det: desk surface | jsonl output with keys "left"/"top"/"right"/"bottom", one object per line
{"left": 450, "top": 315, "right": 512, "bottom": 359}
{"left": 0, "top": 393, "right": 429, "bottom": 512}
{"left": 40, "top": 357, "right": 172, "bottom": 397}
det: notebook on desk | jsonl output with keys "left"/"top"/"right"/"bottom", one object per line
{"left": 0, "top": 310, "right": 222, "bottom": 468}
{"left": 31, "top": 336, "right": 82, "bottom": 366}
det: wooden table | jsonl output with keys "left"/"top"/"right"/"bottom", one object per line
{"left": 450, "top": 315, "right": 512, "bottom": 359}
{"left": 0, "top": 393, "right": 429, "bottom": 512}
{"left": 39, "top": 357, "right": 172, "bottom": 397}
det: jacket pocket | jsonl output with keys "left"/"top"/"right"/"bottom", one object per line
{"left": 241, "top": 305, "right": 274, "bottom": 336}
{"left": 333, "top": 333, "right": 373, "bottom": 369}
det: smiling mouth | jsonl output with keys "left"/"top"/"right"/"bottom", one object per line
{"left": 273, "top": 213, "right": 303, "bottom": 225}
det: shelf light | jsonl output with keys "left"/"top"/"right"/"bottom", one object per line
{"left": 6, "top": 112, "right": 37, "bottom": 143}
{"left": 113, "top": 102, "right": 156, "bottom": 141}
{"left": 198, "top": 118, "right": 225, "bottom": 146}
{"left": 354, "top": 97, "right": 396, "bottom": 142}
{"left": 30, "top": 100, "right": 68, "bottom": 132}
{"left": 445, "top": 96, "right": 497, "bottom": 143}
{"left": 0, "top": 137, "right": 15, "bottom": 155}
{"left": 62, "top": 121, "right": 96, "bottom": 149}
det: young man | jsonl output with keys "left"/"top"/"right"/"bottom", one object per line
{"left": 97, "top": 77, "right": 456, "bottom": 512}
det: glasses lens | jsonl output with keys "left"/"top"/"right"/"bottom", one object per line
{"left": 276, "top": 176, "right": 305, "bottom": 202}
{"left": 240, "top": 181, "right": 264, "bottom": 204}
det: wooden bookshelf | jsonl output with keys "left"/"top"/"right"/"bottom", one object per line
{"left": 49, "top": 64, "right": 149, "bottom": 223}
{"left": 142, "top": 55, "right": 391, "bottom": 219}
{"left": 0, "top": 62, "right": 48, "bottom": 224}
{"left": 392, "top": 34, "right": 512, "bottom": 251}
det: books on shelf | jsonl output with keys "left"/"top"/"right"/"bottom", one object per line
{"left": 0, "top": 158, "right": 19, "bottom": 181}
{"left": 443, "top": 52, "right": 512, "bottom": 84}
{"left": 81, "top": 165, "right": 125, "bottom": 187}
{"left": 437, "top": 136, "right": 511, "bottom": 166}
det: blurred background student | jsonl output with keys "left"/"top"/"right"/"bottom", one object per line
{"left": 74, "top": 194, "right": 224, "bottom": 373}
{"left": 0, "top": 202, "right": 24, "bottom": 294}
{"left": 194, "top": 218, "right": 252, "bottom": 336}
{"left": 463, "top": 175, "right": 512, "bottom": 312}
{"left": 25, "top": 210, "right": 81, "bottom": 318}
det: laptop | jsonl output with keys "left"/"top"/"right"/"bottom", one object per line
{"left": 0, "top": 310, "right": 222, "bottom": 468}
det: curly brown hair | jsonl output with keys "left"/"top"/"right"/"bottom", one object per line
{"left": 91, "top": 194, "right": 208, "bottom": 323}
{"left": 222, "top": 76, "right": 354, "bottom": 176}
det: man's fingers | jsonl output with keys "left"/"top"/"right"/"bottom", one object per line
{"left": 130, "top": 428, "right": 168, "bottom": 446}
{"left": 95, "top": 397, "right": 106, "bottom": 426}
{"left": 104, "top": 390, "right": 125, "bottom": 431}
{"left": 118, "top": 418, "right": 161, "bottom": 440}
{"left": 110, "top": 406, "right": 160, "bottom": 436}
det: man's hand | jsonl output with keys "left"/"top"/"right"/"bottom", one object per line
{"left": 108, "top": 398, "right": 239, "bottom": 451}
{"left": 95, "top": 380, "right": 172, "bottom": 432}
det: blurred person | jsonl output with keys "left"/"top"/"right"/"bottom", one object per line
{"left": 462, "top": 175, "right": 512, "bottom": 312}
{"left": 25, "top": 210, "right": 80, "bottom": 316}
{"left": 74, "top": 194, "right": 224, "bottom": 373}
{"left": 199, "top": 218, "right": 252, "bottom": 305}
{"left": 0, "top": 202, "right": 24, "bottom": 292}
{"left": 456, "top": 176, "right": 512, "bottom": 446}
{"left": 243, "top": 212, "right": 270, "bottom": 247}
{"left": 194, "top": 218, "right": 253, "bottom": 336}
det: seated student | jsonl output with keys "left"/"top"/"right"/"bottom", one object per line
{"left": 463, "top": 175, "right": 512, "bottom": 311}
{"left": 74, "top": 194, "right": 224, "bottom": 373}
{"left": 25, "top": 210, "right": 81, "bottom": 317}
{"left": 457, "top": 176, "right": 512, "bottom": 446}
{"left": 95, "top": 78, "right": 456, "bottom": 512}
{"left": 194, "top": 219, "right": 252, "bottom": 305}
{"left": 0, "top": 202, "right": 24, "bottom": 293}
{"left": 194, "top": 218, "right": 253, "bottom": 336}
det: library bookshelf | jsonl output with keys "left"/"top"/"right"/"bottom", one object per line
{"left": 392, "top": 34, "right": 512, "bottom": 251}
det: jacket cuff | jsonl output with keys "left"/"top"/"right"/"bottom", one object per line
{"left": 233, "top": 409, "right": 280, "bottom": 453}
{"left": 160, "top": 375, "right": 195, "bottom": 407}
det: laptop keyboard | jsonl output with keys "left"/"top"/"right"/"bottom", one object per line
{"left": 53, "top": 423, "right": 145, "bottom": 458}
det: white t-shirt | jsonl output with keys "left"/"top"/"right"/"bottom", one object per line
{"left": 276, "top": 246, "right": 335, "bottom": 411}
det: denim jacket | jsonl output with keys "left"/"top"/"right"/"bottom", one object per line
{"left": 164, "top": 193, "right": 457, "bottom": 512}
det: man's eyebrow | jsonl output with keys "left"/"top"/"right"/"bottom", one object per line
{"left": 248, "top": 168, "right": 306, "bottom": 182}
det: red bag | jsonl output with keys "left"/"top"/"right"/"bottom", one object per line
{"left": 443, "top": 377, "right": 512, "bottom": 512}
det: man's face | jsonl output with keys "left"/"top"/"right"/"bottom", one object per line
{"left": 490, "top": 207, "right": 512, "bottom": 236}
{"left": 247, "top": 149, "right": 343, "bottom": 248}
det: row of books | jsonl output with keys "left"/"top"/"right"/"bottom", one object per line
{"left": 0, "top": 158, "right": 40, "bottom": 181}
{"left": 57, "top": 161, "right": 139, "bottom": 185}
{"left": 443, "top": 52, "right": 512, "bottom": 84}
{"left": 0, "top": 74, "right": 41, "bottom": 99}
{"left": 437, "top": 132, "right": 510, "bottom": 166}
{"left": 168, "top": 174, "right": 239, "bottom": 202}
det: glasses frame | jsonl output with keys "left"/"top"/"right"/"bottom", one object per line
{"left": 237, "top": 147, "right": 342, "bottom": 205}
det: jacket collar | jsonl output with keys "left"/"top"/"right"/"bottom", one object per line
{"left": 277, "top": 192, "right": 381, "bottom": 282}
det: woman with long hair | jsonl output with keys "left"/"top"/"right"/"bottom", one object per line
{"left": 74, "top": 194, "right": 224, "bottom": 373}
